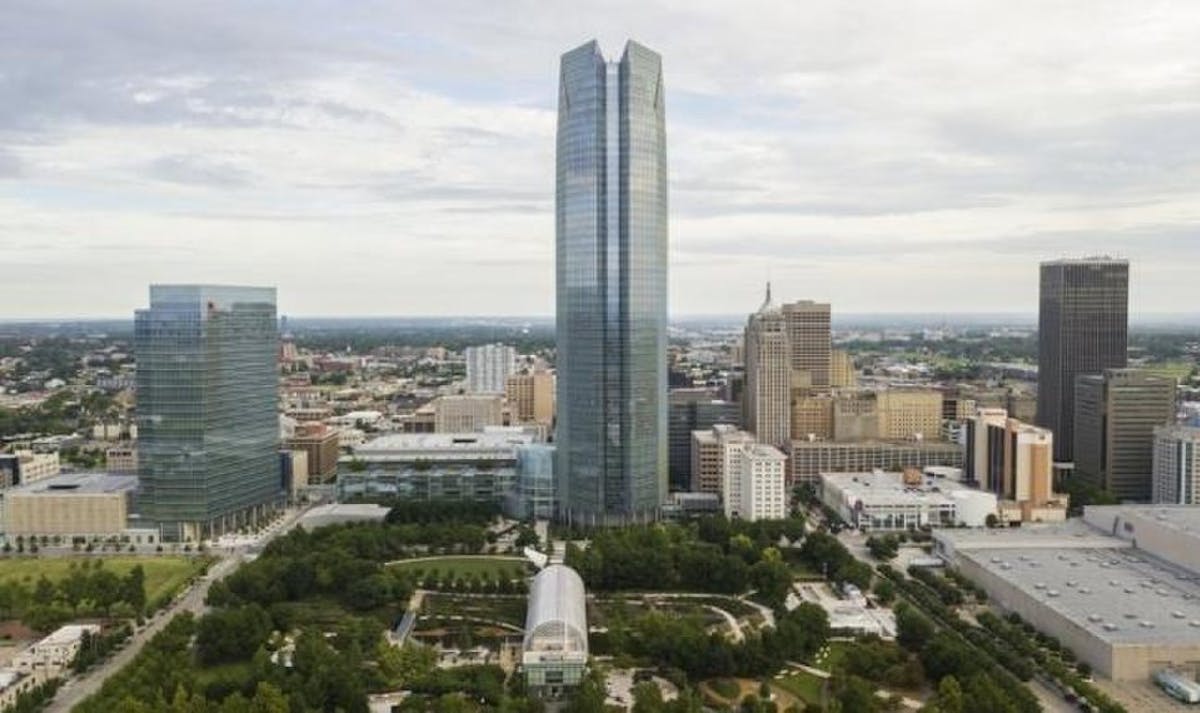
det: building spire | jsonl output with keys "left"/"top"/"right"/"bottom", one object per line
{"left": 757, "top": 281, "right": 774, "bottom": 314}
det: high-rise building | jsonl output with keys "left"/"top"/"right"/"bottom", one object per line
{"left": 791, "top": 393, "right": 834, "bottom": 441}
{"left": 1036, "top": 258, "right": 1129, "bottom": 461}
{"left": 690, "top": 424, "right": 755, "bottom": 496}
{"left": 1152, "top": 426, "right": 1200, "bottom": 505}
{"left": 466, "top": 344, "right": 517, "bottom": 393}
{"left": 876, "top": 389, "right": 943, "bottom": 441}
{"left": 725, "top": 443, "right": 788, "bottom": 521}
{"left": 506, "top": 370, "right": 556, "bottom": 426}
{"left": 1074, "top": 369, "right": 1176, "bottom": 501}
{"left": 555, "top": 39, "right": 668, "bottom": 525}
{"left": 668, "top": 388, "right": 739, "bottom": 492}
{"left": 782, "top": 300, "right": 831, "bottom": 390}
{"left": 963, "top": 408, "right": 1061, "bottom": 521}
{"left": 744, "top": 286, "right": 791, "bottom": 447}
{"left": 135, "top": 285, "right": 281, "bottom": 542}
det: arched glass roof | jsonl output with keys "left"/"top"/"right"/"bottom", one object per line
{"left": 523, "top": 564, "right": 588, "bottom": 654}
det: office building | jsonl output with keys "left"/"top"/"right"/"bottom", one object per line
{"left": 523, "top": 565, "right": 588, "bottom": 693}
{"left": 669, "top": 388, "right": 739, "bottom": 492}
{"left": 819, "top": 469, "right": 996, "bottom": 531}
{"left": 934, "top": 507, "right": 1200, "bottom": 681}
{"left": 725, "top": 443, "right": 788, "bottom": 521}
{"left": 1075, "top": 369, "right": 1176, "bottom": 501}
{"left": 782, "top": 300, "right": 831, "bottom": 390}
{"left": 1152, "top": 425, "right": 1200, "bottom": 504}
{"left": 285, "top": 422, "right": 340, "bottom": 484}
{"left": 509, "top": 444, "right": 556, "bottom": 520}
{"left": 506, "top": 371, "right": 555, "bottom": 426}
{"left": 2, "top": 473, "right": 137, "bottom": 539}
{"left": 876, "top": 389, "right": 943, "bottom": 441}
{"left": 466, "top": 344, "right": 517, "bottom": 393}
{"left": 788, "top": 440, "right": 964, "bottom": 485}
{"left": 104, "top": 446, "right": 137, "bottom": 475}
{"left": 0, "top": 451, "right": 60, "bottom": 487}
{"left": 791, "top": 394, "right": 834, "bottom": 441}
{"left": 433, "top": 394, "right": 504, "bottom": 433}
{"left": 830, "top": 349, "right": 857, "bottom": 389}
{"left": 136, "top": 285, "right": 281, "bottom": 542}
{"left": 1036, "top": 258, "right": 1129, "bottom": 461}
{"left": 964, "top": 409, "right": 1064, "bottom": 523}
{"left": 555, "top": 40, "right": 668, "bottom": 525}
{"left": 690, "top": 424, "right": 755, "bottom": 496}
{"left": 744, "top": 286, "right": 791, "bottom": 447}
{"left": 337, "top": 427, "right": 535, "bottom": 502}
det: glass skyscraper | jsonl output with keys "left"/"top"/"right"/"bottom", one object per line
{"left": 135, "top": 285, "right": 281, "bottom": 541}
{"left": 555, "top": 40, "right": 668, "bottom": 525}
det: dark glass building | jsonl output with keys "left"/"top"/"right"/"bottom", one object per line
{"left": 135, "top": 285, "right": 281, "bottom": 541}
{"left": 667, "top": 388, "right": 740, "bottom": 492}
{"left": 1074, "top": 369, "right": 1176, "bottom": 501}
{"left": 1036, "top": 258, "right": 1128, "bottom": 462}
{"left": 555, "top": 40, "right": 668, "bottom": 524}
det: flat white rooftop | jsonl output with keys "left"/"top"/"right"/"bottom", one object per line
{"left": 821, "top": 471, "right": 972, "bottom": 506}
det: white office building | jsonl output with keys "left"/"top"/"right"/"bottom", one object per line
{"left": 1152, "top": 425, "right": 1200, "bottom": 505}
{"left": 819, "top": 469, "right": 997, "bottom": 531}
{"left": 725, "top": 443, "right": 788, "bottom": 521}
{"left": 466, "top": 344, "right": 517, "bottom": 394}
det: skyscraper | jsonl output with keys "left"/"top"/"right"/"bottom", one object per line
{"left": 555, "top": 39, "right": 668, "bottom": 525}
{"left": 466, "top": 343, "right": 517, "bottom": 393}
{"left": 744, "top": 285, "right": 791, "bottom": 448}
{"left": 668, "top": 388, "right": 739, "bottom": 492}
{"left": 1074, "top": 369, "right": 1176, "bottom": 501}
{"left": 1036, "top": 258, "right": 1129, "bottom": 461}
{"left": 135, "top": 285, "right": 281, "bottom": 542}
{"left": 782, "top": 300, "right": 831, "bottom": 390}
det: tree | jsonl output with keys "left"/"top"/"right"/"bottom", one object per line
{"left": 62, "top": 569, "right": 89, "bottom": 613}
{"left": 122, "top": 565, "right": 147, "bottom": 612}
{"left": 248, "top": 681, "right": 289, "bottom": 713}
{"left": 895, "top": 604, "right": 934, "bottom": 652}
{"left": 934, "top": 676, "right": 964, "bottom": 713}
{"left": 32, "top": 575, "right": 55, "bottom": 606}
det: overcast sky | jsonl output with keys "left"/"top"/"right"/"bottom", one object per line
{"left": 2, "top": 1, "right": 1198, "bottom": 318}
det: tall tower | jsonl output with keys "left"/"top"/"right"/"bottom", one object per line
{"left": 1036, "top": 258, "right": 1129, "bottom": 462}
{"left": 555, "top": 40, "right": 668, "bottom": 525}
{"left": 135, "top": 285, "right": 281, "bottom": 542}
{"left": 744, "top": 285, "right": 792, "bottom": 448}
{"left": 781, "top": 300, "right": 831, "bottom": 390}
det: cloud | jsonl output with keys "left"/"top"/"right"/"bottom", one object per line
{"left": 0, "top": 0, "right": 1198, "bottom": 317}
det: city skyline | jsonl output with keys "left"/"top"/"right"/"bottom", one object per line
{"left": 4, "top": 2, "right": 1200, "bottom": 318}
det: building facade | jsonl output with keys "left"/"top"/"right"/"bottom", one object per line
{"left": 964, "top": 408, "right": 1062, "bottom": 522}
{"left": 1151, "top": 425, "right": 1200, "bottom": 505}
{"left": 506, "top": 371, "right": 555, "bottom": 426}
{"left": 466, "top": 344, "right": 517, "bottom": 393}
{"left": 433, "top": 394, "right": 504, "bottom": 433}
{"left": 744, "top": 286, "right": 791, "bottom": 448}
{"left": 690, "top": 424, "right": 755, "bottom": 496}
{"left": 285, "top": 422, "right": 340, "bottom": 483}
{"left": 726, "top": 444, "right": 788, "bottom": 521}
{"left": 669, "top": 388, "right": 739, "bottom": 492}
{"left": 788, "top": 440, "right": 964, "bottom": 485}
{"left": 830, "top": 349, "right": 857, "bottom": 389}
{"left": 555, "top": 40, "right": 668, "bottom": 525}
{"left": 135, "top": 285, "right": 281, "bottom": 542}
{"left": 1036, "top": 258, "right": 1129, "bottom": 462}
{"left": 1074, "top": 369, "right": 1176, "bottom": 501}
{"left": 782, "top": 300, "right": 831, "bottom": 390}
{"left": 2, "top": 473, "right": 136, "bottom": 539}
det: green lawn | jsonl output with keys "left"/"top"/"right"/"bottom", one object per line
{"left": 0, "top": 556, "right": 210, "bottom": 604}
{"left": 811, "top": 640, "right": 852, "bottom": 671}
{"left": 388, "top": 556, "right": 529, "bottom": 580}
{"left": 775, "top": 670, "right": 826, "bottom": 706}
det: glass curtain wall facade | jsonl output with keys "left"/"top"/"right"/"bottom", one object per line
{"left": 1036, "top": 258, "right": 1128, "bottom": 462}
{"left": 555, "top": 40, "right": 667, "bottom": 525}
{"left": 135, "top": 285, "right": 281, "bottom": 541}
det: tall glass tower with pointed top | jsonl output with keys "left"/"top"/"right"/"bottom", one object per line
{"left": 555, "top": 39, "right": 668, "bottom": 525}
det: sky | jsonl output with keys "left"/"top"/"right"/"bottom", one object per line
{"left": 1, "top": 0, "right": 1199, "bottom": 318}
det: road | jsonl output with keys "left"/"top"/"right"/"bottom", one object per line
{"left": 45, "top": 506, "right": 311, "bottom": 713}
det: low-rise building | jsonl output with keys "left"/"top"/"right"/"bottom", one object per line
{"left": 3, "top": 473, "right": 137, "bottom": 539}
{"left": 338, "top": 427, "right": 534, "bottom": 502}
{"left": 105, "top": 446, "right": 137, "bottom": 475}
{"left": 12, "top": 624, "right": 100, "bottom": 674}
{"left": 286, "top": 422, "right": 340, "bottom": 484}
{"left": 788, "top": 440, "right": 964, "bottom": 485}
{"left": 433, "top": 394, "right": 504, "bottom": 433}
{"left": 819, "top": 469, "right": 996, "bottom": 531}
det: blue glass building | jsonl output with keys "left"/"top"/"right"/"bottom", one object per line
{"left": 555, "top": 40, "right": 668, "bottom": 525}
{"left": 135, "top": 285, "right": 281, "bottom": 541}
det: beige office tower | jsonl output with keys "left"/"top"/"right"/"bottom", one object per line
{"left": 690, "top": 424, "right": 756, "bottom": 495}
{"left": 830, "top": 349, "right": 857, "bottom": 388}
{"left": 744, "top": 286, "right": 792, "bottom": 447}
{"left": 791, "top": 394, "right": 834, "bottom": 441}
{"left": 965, "top": 408, "right": 1061, "bottom": 522}
{"left": 876, "top": 389, "right": 943, "bottom": 441}
{"left": 782, "top": 300, "right": 831, "bottom": 390}
{"left": 833, "top": 392, "right": 880, "bottom": 441}
{"left": 506, "top": 371, "right": 555, "bottom": 426}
